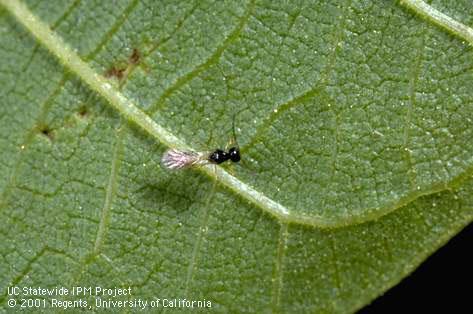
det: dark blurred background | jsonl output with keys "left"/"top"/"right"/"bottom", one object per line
{"left": 359, "top": 223, "right": 472, "bottom": 313}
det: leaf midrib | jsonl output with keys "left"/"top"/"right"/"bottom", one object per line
{"left": 400, "top": 0, "right": 473, "bottom": 46}
{"left": 2, "top": 0, "right": 472, "bottom": 229}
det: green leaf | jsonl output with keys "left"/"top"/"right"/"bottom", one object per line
{"left": 0, "top": 0, "right": 471, "bottom": 312}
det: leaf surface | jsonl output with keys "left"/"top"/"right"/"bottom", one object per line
{"left": 0, "top": 0, "right": 472, "bottom": 312}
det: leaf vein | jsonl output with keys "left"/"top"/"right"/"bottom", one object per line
{"left": 50, "top": 0, "right": 82, "bottom": 31}
{"left": 271, "top": 223, "right": 288, "bottom": 312}
{"left": 3, "top": 0, "right": 472, "bottom": 229}
{"left": 243, "top": 0, "right": 351, "bottom": 151}
{"left": 403, "top": 24, "right": 424, "bottom": 190}
{"left": 93, "top": 126, "right": 124, "bottom": 255}
{"left": 85, "top": 0, "right": 139, "bottom": 60}
{"left": 329, "top": 235, "right": 342, "bottom": 312}
{"left": 121, "top": 1, "right": 201, "bottom": 89}
{"left": 184, "top": 180, "right": 216, "bottom": 297}
{"left": 400, "top": 0, "right": 473, "bottom": 45}
{"left": 0, "top": 75, "right": 68, "bottom": 209}
{"left": 0, "top": 247, "right": 77, "bottom": 303}
{"left": 147, "top": 0, "right": 256, "bottom": 115}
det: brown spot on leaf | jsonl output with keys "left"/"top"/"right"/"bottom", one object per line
{"left": 78, "top": 105, "right": 89, "bottom": 118}
{"left": 38, "top": 125, "right": 54, "bottom": 141}
{"left": 105, "top": 66, "right": 126, "bottom": 80}
{"left": 129, "top": 48, "right": 141, "bottom": 64}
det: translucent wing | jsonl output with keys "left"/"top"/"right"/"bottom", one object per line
{"left": 161, "top": 149, "right": 208, "bottom": 170}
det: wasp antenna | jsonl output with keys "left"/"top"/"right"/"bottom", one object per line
{"left": 231, "top": 108, "right": 246, "bottom": 147}
{"left": 231, "top": 112, "right": 238, "bottom": 148}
